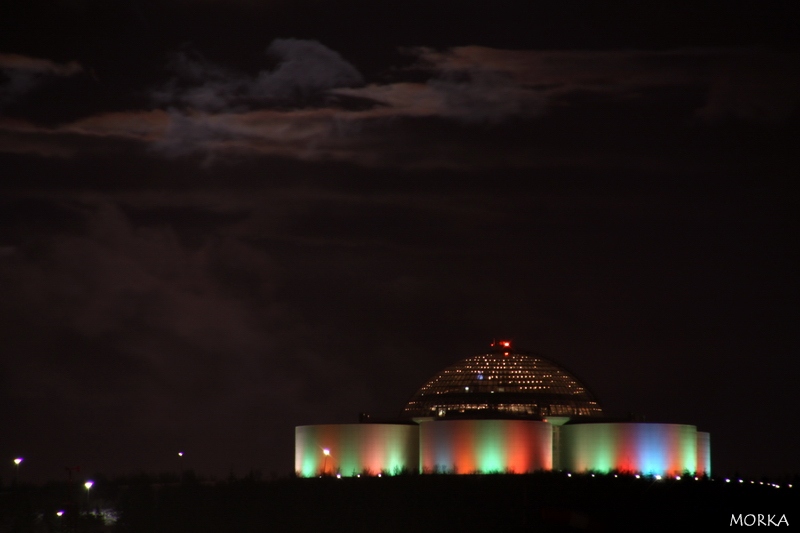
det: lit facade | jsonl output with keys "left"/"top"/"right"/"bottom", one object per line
{"left": 295, "top": 424, "right": 418, "bottom": 477}
{"left": 295, "top": 343, "right": 710, "bottom": 478}
{"left": 557, "top": 422, "right": 707, "bottom": 476}
{"left": 403, "top": 348, "right": 603, "bottom": 420}
{"left": 419, "top": 419, "right": 552, "bottom": 474}
{"left": 696, "top": 431, "right": 711, "bottom": 476}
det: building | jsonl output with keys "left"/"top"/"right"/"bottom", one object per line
{"left": 295, "top": 341, "right": 710, "bottom": 477}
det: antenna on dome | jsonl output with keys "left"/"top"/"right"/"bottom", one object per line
{"left": 490, "top": 338, "right": 512, "bottom": 356}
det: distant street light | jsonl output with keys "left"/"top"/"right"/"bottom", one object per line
{"left": 13, "top": 458, "right": 23, "bottom": 480}
{"left": 85, "top": 480, "right": 94, "bottom": 505}
{"left": 322, "top": 448, "right": 331, "bottom": 475}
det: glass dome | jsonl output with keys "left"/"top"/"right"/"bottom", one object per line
{"left": 403, "top": 344, "right": 603, "bottom": 420}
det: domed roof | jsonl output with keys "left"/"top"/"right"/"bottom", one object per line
{"left": 402, "top": 342, "right": 603, "bottom": 420}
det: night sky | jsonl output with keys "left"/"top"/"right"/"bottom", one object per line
{"left": 2, "top": 1, "right": 798, "bottom": 483}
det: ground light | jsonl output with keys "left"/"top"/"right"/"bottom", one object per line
{"left": 13, "top": 457, "right": 23, "bottom": 479}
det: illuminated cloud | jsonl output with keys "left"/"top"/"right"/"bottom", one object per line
{"left": 61, "top": 110, "right": 170, "bottom": 141}
{"left": 0, "top": 53, "right": 83, "bottom": 105}
{"left": 410, "top": 46, "right": 800, "bottom": 120}
{"left": 151, "top": 107, "right": 353, "bottom": 162}
{"left": 410, "top": 46, "right": 710, "bottom": 90}
{"left": 1, "top": 45, "right": 796, "bottom": 167}
{"left": 153, "top": 38, "right": 364, "bottom": 112}
{"left": 0, "top": 53, "right": 83, "bottom": 76}
{"left": 332, "top": 72, "right": 541, "bottom": 124}
{"left": 0, "top": 117, "right": 78, "bottom": 157}
{"left": 147, "top": 46, "right": 799, "bottom": 164}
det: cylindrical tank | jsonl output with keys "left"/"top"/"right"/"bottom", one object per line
{"left": 696, "top": 431, "right": 711, "bottom": 476}
{"left": 295, "top": 423, "right": 419, "bottom": 477}
{"left": 559, "top": 422, "right": 699, "bottom": 476}
{"left": 419, "top": 419, "right": 552, "bottom": 474}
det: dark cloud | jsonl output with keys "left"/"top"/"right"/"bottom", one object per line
{"left": 256, "top": 39, "right": 364, "bottom": 100}
{"left": 0, "top": 194, "right": 379, "bottom": 474}
{"left": 153, "top": 38, "right": 364, "bottom": 112}
{"left": 0, "top": 53, "right": 82, "bottom": 76}
{"left": 0, "top": 53, "right": 83, "bottom": 106}
{"left": 2, "top": 46, "right": 797, "bottom": 169}
{"left": 697, "top": 50, "right": 800, "bottom": 123}
{"left": 428, "top": 69, "right": 540, "bottom": 123}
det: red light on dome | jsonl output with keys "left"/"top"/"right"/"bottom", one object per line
{"left": 501, "top": 341, "right": 511, "bottom": 348}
